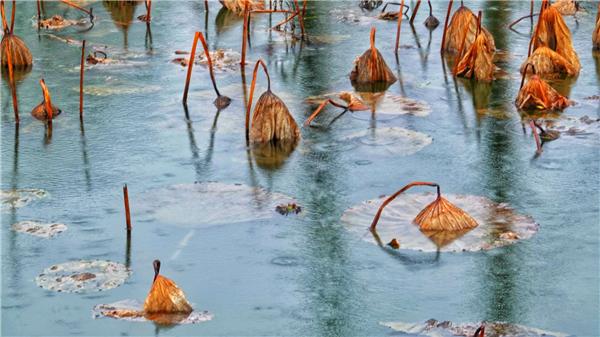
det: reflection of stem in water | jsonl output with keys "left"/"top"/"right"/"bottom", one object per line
{"left": 145, "top": 23, "right": 153, "bottom": 50}
{"left": 79, "top": 122, "right": 92, "bottom": 191}
{"left": 183, "top": 106, "right": 220, "bottom": 181}
{"left": 125, "top": 231, "right": 132, "bottom": 269}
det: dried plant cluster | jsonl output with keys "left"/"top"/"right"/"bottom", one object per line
{"left": 521, "top": 1, "right": 580, "bottom": 79}
{"left": 350, "top": 27, "right": 397, "bottom": 85}
{"left": 453, "top": 11, "right": 495, "bottom": 81}
{"left": 516, "top": 65, "right": 570, "bottom": 111}
{"left": 442, "top": 5, "right": 495, "bottom": 55}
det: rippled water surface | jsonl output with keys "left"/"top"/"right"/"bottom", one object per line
{"left": 1, "top": 1, "right": 599, "bottom": 336}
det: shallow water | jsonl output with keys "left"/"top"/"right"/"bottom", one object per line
{"left": 1, "top": 1, "right": 599, "bottom": 336}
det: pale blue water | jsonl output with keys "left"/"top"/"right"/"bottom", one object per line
{"left": 1, "top": 1, "right": 599, "bottom": 336}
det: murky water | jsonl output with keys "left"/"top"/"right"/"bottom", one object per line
{"left": 1, "top": 1, "right": 599, "bottom": 336}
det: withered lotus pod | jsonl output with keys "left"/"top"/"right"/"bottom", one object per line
{"left": 31, "top": 79, "right": 61, "bottom": 121}
{"left": 246, "top": 59, "right": 300, "bottom": 144}
{"left": 423, "top": 0, "right": 439, "bottom": 30}
{"left": 594, "top": 4, "right": 600, "bottom": 50}
{"left": 454, "top": 11, "right": 495, "bottom": 81}
{"left": 0, "top": 1, "right": 32, "bottom": 69}
{"left": 143, "top": 260, "right": 193, "bottom": 314}
{"left": 516, "top": 64, "right": 571, "bottom": 112}
{"left": 523, "top": 2, "right": 580, "bottom": 78}
{"left": 442, "top": 5, "right": 495, "bottom": 54}
{"left": 370, "top": 182, "right": 478, "bottom": 232}
{"left": 349, "top": 27, "right": 397, "bottom": 86}
{"left": 219, "top": 0, "right": 264, "bottom": 14}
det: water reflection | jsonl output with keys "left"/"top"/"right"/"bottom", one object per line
{"left": 103, "top": 1, "right": 140, "bottom": 49}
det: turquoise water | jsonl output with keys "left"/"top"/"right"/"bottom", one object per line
{"left": 1, "top": 1, "right": 599, "bottom": 336}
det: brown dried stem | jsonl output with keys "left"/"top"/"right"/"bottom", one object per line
{"left": 145, "top": 0, "right": 152, "bottom": 22}
{"left": 40, "top": 79, "right": 53, "bottom": 126}
{"left": 60, "top": 0, "right": 93, "bottom": 19}
{"left": 182, "top": 31, "right": 200, "bottom": 104}
{"left": 394, "top": 0, "right": 405, "bottom": 54}
{"left": 440, "top": 0, "right": 453, "bottom": 53}
{"left": 520, "top": 63, "right": 535, "bottom": 90}
{"left": 197, "top": 31, "right": 222, "bottom": 97}
{"left": 304, "top": 99, "right": 348, "bottom": 127}
{"left": 1, "top": 0, "right": 9, "bottom": 33}
{"left": 79, "top": 40, "right": 85, "bottom": 120}
{"left": 123, "top": 184, "right": 132, "bottom": 231}
{"left": 369, "top": 26, "right": 377, "bottom": 80}
{"left": 241, "top": 1, "right": 249, "bottom": 67}
{"left": 370, "top": 181, "right": 440, "bottom": 230}
{"left": 245, "top": 59, "right": 270, "bottom": 144}
{"left": 409, "top": 0, "right": 421, "bottom": 25}
{"left": 527, "top": 0, "right": 547, "bottom": 58}
{"left": 9, "top": 0, "right": 14, "bottom": 33}
{"left": 529, "top": 120, "right": 542, "bottom": 153}
{"left": 5, "top": 38, "right": 18, "bottom": 123}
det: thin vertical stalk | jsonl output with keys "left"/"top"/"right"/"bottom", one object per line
{"left": 241, "top": 1, "right": 250, "bottom": 67}
{"left": 182, "top": 32, "right": 200, "bottom": 104}
{"left": 440, "top": 0, "right": 453, "bottom": 53}
{"left": 79, "top": 40, "right": 85, "bottom": 121}
{"left": 369, "top": 27, "right": 377, "bottom": 80}
{"left": 1, "top": 0, "right": 8, "bottom": 33}
{"left": 394, "top": 0, "right": 405, "bottom": 54}
{"left": 245, "top": 59, "right": 270, "bottom": 144}
{"left": 123, "top": 184, "right": 132, "bottom": 231}
{"left": 9, "top": 0, "right": 15, "bottom": 33}
{"left": 529, "top": 120, "right": 542, "bottom": 153}
{"left": 145, "top": 0, "right": 151, "bottom": 21}
{"left": 409, "top": 0, "right": 421, "bottom": 25}
{"left": 5, "top": 41, "right": 18, "bottom": 123}
{"left": 40, "top": 79, "right": 53, "bottom": 126}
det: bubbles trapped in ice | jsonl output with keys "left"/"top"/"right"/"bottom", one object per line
{"left": 341, "top": 193, "right": 538, "bottom": 252}
{"left": 381, "top": 319, "right": 568, "bottom": 337}
{"left": 343, "top": 127, "right": 432, "bottom": 156}
{"left": 93, "top": 300, "right": 214, "bottom": 325}
{"left": 36, "top": 260, "right": 131, "bottom": 293}
{"left": 136, "top": 182, "right": 296, "bottom": 228}
{"left": 12, "top": 221, "right": 67, "bottom": 238}
{"left": 1, "top": 189, "right": 48, "bottom": 211}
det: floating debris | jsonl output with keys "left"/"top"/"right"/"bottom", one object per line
{"left": 136, "top": 182, "right": 296, "bottom": 228}
{"left": 86, "top": 51, "right": 111, "bottom": 65}
{"left": 93, "top": 300, "right": 213, "bottom": 325}
{"left": 36, "top": 260, "right": 130, "bottom": 293}
{"left": 387, "top": 238, "right": 400, "bottom": 249}
{"left": 381, "top": 319, "right": 568, "bottom": 337}
{"left": 516, "top": 64, "right": 570, "bottom": 112}
{"left": 173, "top": 49, "right": 242, "bottom": 71}
{"left": 342, "top": 127, "right": 432, "bottom": 156}
{"left": 275, "top": 203, "right": 302, "bottom": 216}
{"left": 521, "top": 2, "right": 580, "bottom": 79}
{"left": 342, "top": 192, "right": 538, "bottom": 252}
{"left": 11, "top": 221, "right": 67, "bottom": 238}
{"left": 1, "top": 188, "right": 48, "bottom": 210}
{"left": 38, "top": 15, "right": 82, "bottom": 30}
{"left": 350, "top": 27, "right": 397, "bottom": 89}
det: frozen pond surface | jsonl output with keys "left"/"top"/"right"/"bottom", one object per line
{"left": 1, "top": 1, "right": 599, "bottom": 336}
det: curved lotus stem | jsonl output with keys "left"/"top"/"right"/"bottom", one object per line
{"left": 409, "top": 0, "right": 421, "bottom": 25}
{"left": 145, "top": 0, "right": 152, "bottom": 22}
{"left": 60, "top": 0, "right": 93, "bottom": 20}
{"left": 245, "top": 59, "right": 271, "bottom": 144}
{"left": 39, "top": 79, "right": 54, "bottom": 122}
{"left": 370, "top": 181, "right": 440, "bottom": 230}
{"left": 153, "top": 259, "right": 160, "bottom": 282}
{"left": 241, "top": 1, "right": 249, "bottom": 67}
{"left": 394, "top": 0, "right": 405, "bottom": 54}
{"left": 273, "top": 10, "right": 298, "bottom": 30}
{"left": 123, "top": 184, "right": 132, "bottom": 231}
{"left": 197, "top": 32, "right": 223, "bottom": 97}
{"left": 369, "top": 26, "right": 377, "bottom": 80}
{"left": 1, "top": 1, "right": 9, "bottom": 33}
{"left": 440, "top": 0, "right": 453, "bottom": 53}
{"left": 5, "top": 38, "right": 18, "bottom": 123}
{"left": 473, "top": 325, "right": 485, "bottom": 337}
{"left": 508, "top": 13, "right": 539, "bottom": 30}
{"left": 182, "top": 32, "right": 201, "bottom": 104}
{"left": 304, "top": 99, "right": 348, "bottom": 127}
{"left": 380, "top": 2, "right": 410, "bottom": 15}
{"left": 520, "top": 63, "right": 536, "bottom": 90}
{"left": 9, "top": 0, "right": 14, "bottom": 33}
{"left": 527, "top": 0, "right": 547, "bottom": 58}
{"left": 80, "top": 40, "right": 85, "bottom": 120}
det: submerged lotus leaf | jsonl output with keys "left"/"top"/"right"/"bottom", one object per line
{"left": 136, "top": 182, "right": 296, "bottom": 228}
{"left": 81, "top": 85, "right": 161, "bottom": 96}
{"left": 341, "top": 193, "right": 538, "bottom": 252}
{"left": 343, "top": 127, "right": 432, "bottom": 156}
{"left": 535, "top": 115, "right": 600, "bottom": 146}
{"left": 1, "top": 189, "right": 48, "bottom": 211}
{"left": 38, "top": 15, "right": 83, "bottom": 30}
{"left": 354, "top": 93, "right": 431, "bottom": 117}
{"left": 12, "top": 221, "right": 67, "bottom": 238}
{"left": 36, "top": 260, "right": 130, "bottom": 293}
{"left": 381, "top": 320, "right": 568, "bottom": 337}
{"left": 93, "top": 300, "right": 213, "bottom": 325}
